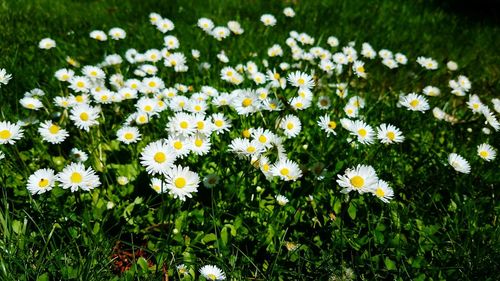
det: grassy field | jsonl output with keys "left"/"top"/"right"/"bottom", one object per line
{"left": 0, "top": 0, "right": 499, "bottom": 280}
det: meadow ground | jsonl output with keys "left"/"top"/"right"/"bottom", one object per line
{"left": 0, "top": 0, "right": 499, "bottom": 280}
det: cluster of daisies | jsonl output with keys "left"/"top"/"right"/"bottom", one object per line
{"left": 337, "top": 165, "right": 394, "bottom": 203}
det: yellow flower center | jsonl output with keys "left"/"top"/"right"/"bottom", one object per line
{"left": 480, "top": 150, "right": 489, "bottom": 158}
{"left": 214, "top": 120, "right": 223, "bottom": 127}
{"left": 144, "top": 105, "right": 152, "bottom": 112}
{"left": 27, "top": 103, "right": 35, "bottom": 109}
{"left": 75, "top": 95, "right": 84, "bottom": 103}
{"left": 247, "top": 146, "right": 256, "bottom": 153}
{"left": 180, "top": 121, "right": 188, "bottom": 129}
{"left": 358, "top": 128, "right": 367, "bottom": 137}
{"left": 350, "top": 176, "right": 364, "bottom": 188}
{"left": 194, "top": 105, "right": 202, "bottom": 111}
{"left": 242, "top": 129, "right": 251, "bottom": 138}
{"left": 357, "top": 66, "right": 365, "bottom": 73}
{"left": 62, "top": 74, "right": 69, "bottom": 80}
{"left": 387, "top": 131, "right": 395, "bottom": 140}
{"left": 174, "top": 177, "right": 186, "bottom": 188}
{"left": 473, "top": 103, "right": 479, "bottom": 109}
{"left": 258, "top": 135, "right": 267, "bottom": 143}
{"left": 274, "top": 73, "right": 280, "bottom": 79}
{"left": 194, "top": 138, "right": 203, "bottom": 147}
{"left": 197, "top": 121, "right": 204, "bottom": 130}
{"left": 242, "top": 98, "right": 252, "bottom": 107}
{"left": 207, "top": 274, "right": 217, "bottom": 280}
{"left": 124, "top": 132, "right": 134, "bottom": 140}
{"left": 409, "top": 99, "right": 419, "bottom": 108}
{"left": 297, "top": 78, "right": 305, "bottom": 85}
{"left": 327, "top": 121, "right": 336, "bottom": 129}
{"left": 375, "top": 187, "right": 385, "bottom": 197}
{"left": 76, "top": 81, "right": 85, "bottom": 88}
{"left": 70, "top": 172, "right": 83, "bottom": 184}
{"left": 80, "top": 112, "right": 89, "bottom": 121}
{"left": 286, "top": 122, "right": 294, "bottom": 130}
{"left": 280, "top": 168, "right": 290, "bottom": 176}
{"left": 148, "top": 81, "right": 156, "bottom": 87}
{"left": 90, "top": 71, "right": 97, "bottom": 76}
{"left": 154, "top": 152, "right": 166, "bottom": 163}
{"left": 179, "top": 101, "right": 185, "bottom": 107}
{"left": 173, "top": 141, "right": 183, "bottom": 150}
{"left": 48, "top": 124, "right": 60, "bottom": 134}
{"left": 138, "top": 116, "right": 147, "bottom": 123}
{"left": 38, "top": 178, "right": 49, "bottom": 188}
{"left": 263, "top": 163, "right": 270, "bottom": 172}
{"left": 295, "top": 102, "right": 303, "bottom": 108}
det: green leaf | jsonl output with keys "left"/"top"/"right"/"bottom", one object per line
{"left": 202, "top": 233, "right": 217, "bottom": 244}
{"left": 137, "top": 257, "right": 149, "bottom": 271}
{"left": 348, "top": 202, "right": 357, "bottom": 220}
{"left": 384, "top": 257, "right": 396, "bottom": 271}
{"left": 36, "top": 273, "right": 49, "bottom": 281}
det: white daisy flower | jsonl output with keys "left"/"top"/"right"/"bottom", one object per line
{"left": 211, "top": 113, "right": 231, "bottom": 134}
{"left": 482, "top": 107, "right": 500, "bottom": 131}
{"left": 477, "top": 143, "right": 496, "bottom": 162}
{"left": 38, "top": 121, "right": 69, "bottom": 144}
{"left": 150, "top": 177, "right": 168, "bottom": 194}
{"left": 353, "top": 61, "right": 367, "bottom": 78}
{"left": 188, "top": 134, "right": 211, "bottom": 156}
{"left": 260, "top": 14, "right": 277, "bottom": 26}
{"left": 27, "top": 168, "right": 56, "bottom": 195}
{"left": 327, "top": 36, "right": 339, "bottom": 47}
{"left": 156, "top": 18, "right": 175, "bottom": 33}
{"left": 197, "top": 18, "right": 215, "bottom": 32}
{"left": 287, "top": 71, "right": 315, "bottom": 90}
{"left": 283, "top": 7, "right": 295, "bottom": 17}
{"left": 271, "top": 158, "right": 302, "bottom": 181}
{"left": 448, "top": 153, "right": 471, "bottom": 174}
{"left": 69, "top": 104, "right": 100, "bottom": 132}
{"left": 0, "top": 68, "right": 13, "bottom": 87}
{"left": 317, "top": 114, "right": 337, "bottom": 136}
{"left": 20, "top": 96, "right": 43, "bottom": 110}
{"left": 140, "top": 140, "right": 176, "bottom": 175}
{"left": 199, "top": 265, "right": 226, "bottom": 281}
{"left": 116, "top": 126, "right": 141, "bottom": 144}
{"left": 351, "top": 120, "right": 375, "bottom": 145}
{"left": 377, "top": 124, "right": 404, "bottom": 144}
{"left": 336, "top": 164, "right": 378, "bottom": 194}
{"left": 166, "top": 112, "right": 196, "bottom": 137}
{"left": 167, "top": 135, "right": 190, "bottom": 158}
{"left": 423, "top": 86, "right": 441, "bottom": 97}
{"left": 89, "top": 30, "right": 107, "bottom": 41}
{"left": 229, "top": 138, "right": 264, "bottom": 157}
{"left": 0, "top": 121, "right": 24, "bottom": 145}
{"left": 399, "top": 93, "right": 430, "bottom": 112}
{"left": 416, "top": 56, "right": 438, "bottom": 70}
{"left": 38, "top": 38, "right": 56, "bottom": 49}
{"left": 165, "top": 165, "right": 200, "bottom": 201}
{"left": 57, "top": 162, "right": 101, "bottom": 192}
{"left": 69, "top": 76, "right": 91, "bottom": 93}
{"left": 395, "top": 53, "right": 407, "bottom": 65}
{"left": 467, "top": 94, "right": 484, "bottom": 114}
{"left": 108, "top": 27, "right": 126, "bottom": 40}
{"left": 447, "top": 61, "right": 458, "bottom": 71}
{"left": 279, "top": 114, "right": 301, "bottom": 138}
{"left": 382, "top": 58, "right": 398, "bottom": 69}
{"left": 371, "top": 180, "right": 394, "bottom": 203}
{"left": 70, "top": 148, "right": 88, "bottom": 163}
{"left": 276, "top": 194, "right": 289, "bottom": 206}
{"left": 211, "top": 26, "right": 231, "bottom": 41}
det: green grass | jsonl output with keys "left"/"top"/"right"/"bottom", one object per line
{"left": 0, "top": 0, "right": 499, "bottom": 280}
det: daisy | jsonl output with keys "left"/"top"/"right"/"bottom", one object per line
{"left": 352, "top": 61, "right": 367, "bottom": 78}
{"left": 447, "top": 61, "right": 458, "bottom": 71}
{"left": 70, "top": 104, "right": 100, "bottom": 132}
{"left": 211, "top": 113, "right": 232, "bottom": 134}
{"left": 279, "top": 114, "right": 301, "bottom": 138}
{"left": 423, "top": 86, "right": 441, "bottom": 97}
{"left": 54, "top": 68, "right": 74, "bottom": 82}
{"left": 197, "top": 18, "right": 214, "bottom": 32}
{"left": 395, "top": 53, "right": 407, "bottom": 65}
{"left": 83, "top": 65, "right": 105, "bottom": 80}
{"left": 188, "top": 134, "right": 211, "bottom": 156}
{"left": 211, "top": 26, "right": 231, "bottom": 41}
{"left": 227, "top": 21, "right": 244, "bottom": 34}
{"left": 448, "top": 153, "right": 471, "bottom": 174}
{"left": 0, "top": 68, "right": 12, "bottom": 87}
{"left": 70, "top": 148, "right": 88, "bottom": 163}
{"left": 399, "top": 93, "right": 430, "bottom": 112}
{"left": 232, "top": 89, "right": 260, "bottom": 115}
{"left": 271, "top": 158, "right": 302, "bottom": 181}
{"left": 287, "top": 71, "right": 315, "bottom": 90}
{"left": 167, "top": 112, "right": 196, "bottom": 136}
{"left": 199, "top": 265, "right": 226, "bottom": 281}
{"left": 229, "top": 138, "right": 264, "bottom": 157}
{"left": 57, "top": 162, "right": 101, "bottom": 192}
{"left": 69, "top": 76, "right": 91, "bottom": 93}
{"left": 165, "top": 165, "right": 200, "bottom": 201}
{"left": 416, "top": 56, "right": 438, "bottom": 70}
{"left": 351, "top": 120, "right": 375, "bottom": 145}
{"left": 260, "top": 14, "right": 277, "bottom": 26}
{"left": 39, "top": 38, "right": 56, "bottom": 49}
{"left": 276, "top": 194, "right": 289, "bottom": 206}
{"left": 382, "top": 58, "right": 398, "bottom": 69}
{"left": 467, "top": 94, "right": 483, "bottom": 114}
{"left": 166, "top": 135, "right": 190, "bottom": 158}
{"left": 140, "top": 140, "right": 176, "bottom": 175}
{"left": 251, "top": 127, "right": 275, "bottom": 149}
{"left": 377, "top": 124, "right": 404, "bottom": 144}
{"left": 0, "top": 121, "right": 24, "bottom": 145}
{"left": 157, "top": 18, "right": 175, "bottom": 33}
{"left": 38, "top": 121, "right": 69, "bottom": 144}
{"left": 477, "top": 143, "right": 496, "bottom": 162}
{"left": 164, "top": 35, "right": 180, "bottom": 50}
{"left": 290, "top": 96, "right": 311, "bottom": 110}
{"left": 482, "top": 107, "right": 500, "bottom": 131}
{"left": 317, "top": 114, "right": 337, "bottom": 136}
{"left": 327, "top": 36, "right": 339, "bottom": 47}
{"left": 192, "top": 113, "right": 213, "bottom": 135}
{"left": 89, "top": 30, "right": 107, "bottom": 41}
{"left": 109, "top": 27, "right": 126, "bottom": 40}
{"left": 116, "top": 126, "right": 141, "bottom": 144}
{"left": 20, "top": 97, "right": 43, "bottom": 110}
{"left": 283, "top": 7, "right": 295, "bottom": 17}
{"left": 371, "top": 180, "right": 394, "bottom": 203}
{"left": 27, "top": 168, "right": 56, "bottom": 195}
{"left": 150, "top": 177, "right": 167, "bottom": 194}
{"left": 336, "top": 164, "right": 378, "bottom": 194}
